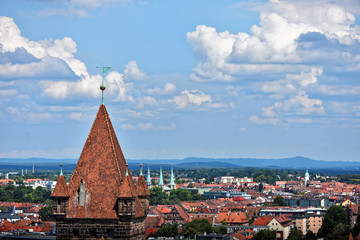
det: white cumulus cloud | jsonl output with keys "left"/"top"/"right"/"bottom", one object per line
{"left": 123, "top": 60, "right": 147, "bottom": 81}
{"left": 186, "top": 0, "right": 360, "bottom": 81}
{"left": 169, "top": 89, "right": 213, "bottom": 109}
{"left": 0, "top": 17, "right": 138, "bottom": 102}
{"left": 147, "top": 82, "right": 176, "bottom": 95}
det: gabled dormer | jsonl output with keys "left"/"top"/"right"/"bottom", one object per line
{"left": 51, "top": 163, "right": 69, "bottom": 218}
{"left": 136, "top": 164, "right": 150, "bottom": 214}
{"left": 117, "top": 166, "right": 146, "bottom": 219}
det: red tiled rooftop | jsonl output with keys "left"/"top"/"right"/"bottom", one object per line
{"left": 51, "top": 175, "right": 69, "bottom": 197}
{"left": 136, "top": 175, "right": 150, "bottom": 197}
{"left": 56, "top": 104, "right": 143, "bottom": 219}
{"left": 251, "top": 216, "right": 274, "bottom": 226}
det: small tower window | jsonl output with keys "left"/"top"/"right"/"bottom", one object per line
{"left": 57, "top": 199, "right": 61, "bottom": 213}
{"left": 78, "top": 180, "right": 86, "bottom": 206}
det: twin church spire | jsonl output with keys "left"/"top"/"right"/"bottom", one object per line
{"left": 145, "top": 166, "right": 176, "bottom": 190}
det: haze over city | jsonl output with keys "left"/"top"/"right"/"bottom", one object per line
{"left": 0, "top": 0, "right": 359, "bottom": 162}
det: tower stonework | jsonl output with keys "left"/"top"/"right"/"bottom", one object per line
{"left": 51, "top": 104, "right": 148, "bottom": 240}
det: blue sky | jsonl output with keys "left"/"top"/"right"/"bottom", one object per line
{"left": 0, "top": 0, "right": 359, "bottom": 162}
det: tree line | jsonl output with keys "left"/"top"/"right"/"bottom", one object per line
{"left": 149, "top": 187, "right": 204, "bottom": 205}
{"left": 172, "top": 168, "right": 322, "bottom": 185}
{"left": 0, "top": 184, "right": 52, "bottom": 204}
{"left": 150, "top": 219, "right": 227, "bottom": 238}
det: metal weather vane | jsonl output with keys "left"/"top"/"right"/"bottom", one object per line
{"left": 96, "top": 64, "right": 112, "bottom": 105}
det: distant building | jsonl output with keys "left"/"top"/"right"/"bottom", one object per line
{"left": 284, "top": 196, "right": 329, "bottom": 208}
{"left": 24, "top": 179, "right": 57, "bottom": 190}
{"left": 0, "top": 206, "right": 21, "bottom": 222}
{"left": 195, "top": 233, "right": 230, "bottom": 240}
{"left": 215, "top": 176, "right": 253, "bottom": 184}
{"left": 268, "top": 216, "right": 293, "bottom": 240}
{"left": 259, "top": 207, "right": 326, "bottom": 235}
{"left": 202, "top": 191, "right": 251, "bottom": 200}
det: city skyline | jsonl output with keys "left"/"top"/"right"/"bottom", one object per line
{"left": 0, "top": 0, "right": 359, "bottom": 162}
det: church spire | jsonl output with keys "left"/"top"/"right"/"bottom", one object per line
{"left": 169, "top": 167, "right": 175, "bottom": 186}
{"left": 139, "top": 163, "right": 143, "bottom": 176}
{"left": 60, "top": 163, "right": 63, "bottom": 176}
{"left": 146, "top": 165, "right": 151, "bottom": 187}
{"left": 158, "top": 166, "right": 164, "bottom": 187}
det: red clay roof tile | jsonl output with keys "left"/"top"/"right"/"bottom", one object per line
{"left": 51, "top": 175, "right": 69, "bottom": 197}
{"left": 136, "top": 175, "right": 150, "bottom": 197}
{"left": 119, "top": 174, "right": 136, "bottom": 199}
{"left": 64, "top": 104, "right": 142, "bottom": 219}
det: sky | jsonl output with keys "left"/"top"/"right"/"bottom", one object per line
{"left": 0, "top": 0, "right": 359, "bottom": 162}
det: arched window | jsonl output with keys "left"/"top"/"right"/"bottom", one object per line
{"left": 78, "top": 180, "right": 86, "bottom": 206}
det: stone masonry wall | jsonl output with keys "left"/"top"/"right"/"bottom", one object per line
{"left": 56, "top": 217, "right": 146, "bottom": 240}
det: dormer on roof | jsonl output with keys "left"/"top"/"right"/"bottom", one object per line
{"left": 136, "top": 164, "right": 150, "bottom": 215}
{"left": 137, "top": 164, "right": 150, "bottom": 198}
{"left": 51, "top": 163, "right": 69, "bottom": 218}
{"left": 119, "top": 167, "right": 136, "bottom": 199}
{"left": 51, "top": 174, "right": 69, "bottom": 198}
{"left": 117, "top": 166, "right": 145, "bottom": 218}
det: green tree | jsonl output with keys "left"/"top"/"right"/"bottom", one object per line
{"left": 287, "top": 227, "right": 303, "bottom": 240}
{"left": 253, "top": 229, "right": 276, "bottom": 240}
{"left": 303, "top": 230, "right": 316, "bottom": 240}
{"left": 352, "top": 214, "right": 360, "bottom": 237}
{"left": 213, "top": 226, "right": 227, "bottom": 234}
{"left": 182, "top": 219, "right": 213, "bottom": 238}
{"left": 149, "top": 187, "right": 169, "bottom": 205}
{"left": 169, "top": 188, "right": 192, "bottom": 203}
{"left": 319, "top": 205, "right": 348, "bottom": 237}
{"left": 38, "top": 206, "right": 55, "bottom": 221}
{"left": 273, "top": 196, "right": 286, "bottom": 206}
{"left": 327, "top": 223, "right": 350, "bottom": 240}
{"left": 259, "top": 183, "right": 264, "bottom": 192}
{"left": 154, "top": 223, "right": 178, "bottom": 237}
{"left": 0, "top": 184, "right": 51, "bottom": 203}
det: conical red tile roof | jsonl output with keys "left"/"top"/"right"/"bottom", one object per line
{"left": 349, "top": 233, "right": 354, "bottom": 240}
{"left": 66, "top": 104, "right": 140, "bottom": 219}
{"left": 118, "top": 171, "right": 146, "bottom": 218}
{"left": 134, "top": 196, "right": 146, "bottom": 218}
{"left": 136, "top": 175, "right": 150, "bottom": 197}
{"left": 119, "top": 174, "right": 136, "bottom": 199}
{"left": 51, "top": 175, "right": 69, "bottom": 197}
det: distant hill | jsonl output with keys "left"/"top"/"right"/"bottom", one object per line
{"left": 1, "top": 156, "right": 360, "bottom": 172}
{"left": 128, "top": 156, "right": 360, "bottom": 170}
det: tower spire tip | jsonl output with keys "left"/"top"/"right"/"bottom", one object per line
{"left": 97, "top": 64, "right": 111, "bottom": 105}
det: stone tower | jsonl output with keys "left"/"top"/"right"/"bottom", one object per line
{"left": 51, "top": 104, "right": 148, "bottom": 239}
